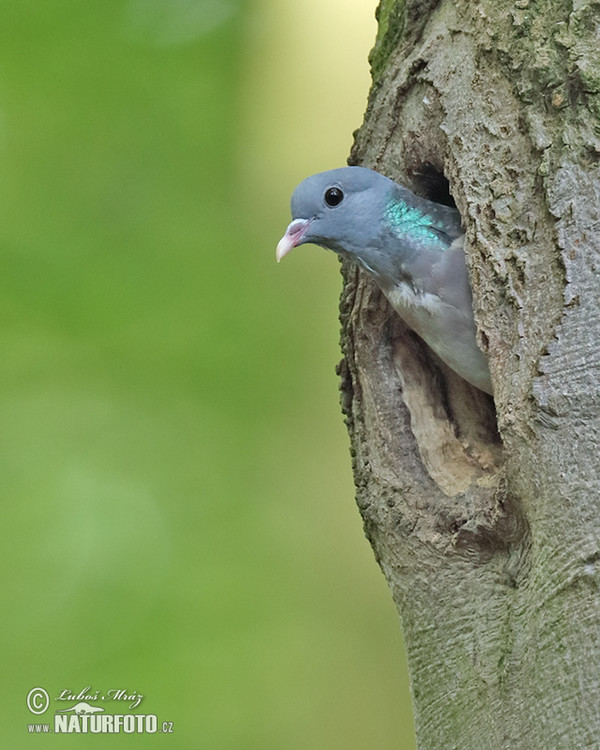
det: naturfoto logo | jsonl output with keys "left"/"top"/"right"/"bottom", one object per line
{"left": 26, "top": 686, "right": 174, "bottom": 736}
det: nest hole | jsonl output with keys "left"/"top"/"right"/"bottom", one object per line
{"left": 390, "top": 322, "right": 501, "bottom": 496}
{"left": 384, "top": 158, "right": 502, "bottom": 495}
{"left": 409, "top": 163, "right": 456, "bottom": 207}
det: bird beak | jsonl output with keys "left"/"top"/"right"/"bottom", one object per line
{"left": 276, "top": 218, "right": 312, "bottom": 262}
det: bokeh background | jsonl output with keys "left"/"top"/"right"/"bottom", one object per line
{"left": 2, "top": 1, "right": 415, "bottom": 747}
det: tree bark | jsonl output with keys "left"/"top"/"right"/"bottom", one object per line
{"left": 341, "top": 1, "right": 600, "bottom": 748}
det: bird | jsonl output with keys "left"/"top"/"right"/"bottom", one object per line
{"left": 276, "top": 166, "right": 492, "bottom": 395}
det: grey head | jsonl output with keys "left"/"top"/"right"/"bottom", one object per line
{"left": 276, "top": 166, "right": 462, "bottom": 287}
{"left": 277, "top": 167, "right": 394, "bottom": 267}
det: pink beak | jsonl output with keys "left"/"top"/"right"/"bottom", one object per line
{"left": 276, "top": 218, "right": 312, "bottom": 262}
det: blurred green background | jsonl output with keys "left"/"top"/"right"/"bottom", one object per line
{"left": 2, "top": 1, "right": 415, "bottom": 747}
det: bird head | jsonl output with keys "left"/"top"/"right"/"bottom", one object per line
{"left": 276, "top": 167, "right": 394, "bottom": 265}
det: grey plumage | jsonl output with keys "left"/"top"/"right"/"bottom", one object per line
{"left": 276, "top": 166, "right": 492, "bottom": 394}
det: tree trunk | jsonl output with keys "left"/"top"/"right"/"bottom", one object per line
{"left": 341, "top": 1, "right": 600, "bottom": 748}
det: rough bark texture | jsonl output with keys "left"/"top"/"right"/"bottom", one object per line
{"left": 341, "top": 2, "right": 600, "bottom": 748}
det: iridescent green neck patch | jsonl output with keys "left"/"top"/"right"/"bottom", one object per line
{"left": 385, "top": 198, "right": 443, "bottom": 246}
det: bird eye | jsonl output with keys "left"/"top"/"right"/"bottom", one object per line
{"left": 324, "top": 186, "right": 344, "bottom": 207}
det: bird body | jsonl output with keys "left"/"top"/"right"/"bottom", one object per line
{"left": 276, "top": 166, "right": 492, "bottom": 394}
